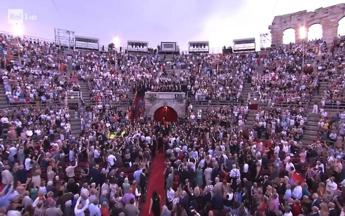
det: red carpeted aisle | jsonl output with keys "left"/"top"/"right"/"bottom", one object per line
{"left": 141, "top": 152, "right": 165, "bottom": 216}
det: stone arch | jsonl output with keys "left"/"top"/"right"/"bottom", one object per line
{"left": 283, "top": 28, "right": 296, "bottom": 44}
{"left": 270, "top": 3, "right": 345, "bottom": 46}
{"left": 338, "top": 16, "right": 345, "bottom": 36}
{"left": 145, "top": 99, "right": 185, "bottom": 120}
{"left": 308, "top": 24, "right": 323, "bottom": 41}
{"left": 154, "top": 106, "right": 178, "bottom": 122}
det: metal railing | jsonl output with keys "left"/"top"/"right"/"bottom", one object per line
{"left": 188, "top": 99, "right": 240, "bottom": 106}
{"left": 322, "top": 102, "right": 345, "bottom": 111}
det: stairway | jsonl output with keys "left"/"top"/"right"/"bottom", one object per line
{"left": 0, "top": 83, "right": 8, "bottom": 109}
{"left": 302, "top": 78, "right": 329, "bottom": 145}
{"left": 240, "top": 81, "right": 251, "bottom": 104}
{"left": 245, "top": 110, "right": 257, "bottom": 130}
{"left": 244, "top": 64, "right": 265, "bottom": 105}
{"left": 302, "top": 113, "right": 319, "bottom": 145}
{"left": 318, "top": 79, "right": 329, "bottom": 100}
{"left": 69, "top": 109, "right": 81, "bottom": 137}
{"left": 79, "top": 80, "right": 92, "bottom": 106}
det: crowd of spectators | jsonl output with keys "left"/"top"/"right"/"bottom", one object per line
{"left": 0, "top": 33, "right": 260, "bottom": 106}
{"left": 159, "top": 41, "right": 345, "bottom": 216}
{"left": 82, "top": 52, "right": 257, "bottom": 104}
{"left": 320, "top": 44, "right": 345, "bottom": 108}
{"left": 252, "top": 106, "right": 306, "bottom": 142}
{"left": 250, "top": 40, "right": 328, "bottom": 106}
{"left": 0, "top": 32, "right": 345, "bottom": 216}
{"left": 318, "top": 110, "right": 345, "bottom": 145}
{"left": 0, "top": 34, "right": 79, "bottom": 105}
{"left": 162, "top": 113, "right": 345, "bottom": 216}
{"left": 0, "top": 103, "right": 159, "bottom": 215}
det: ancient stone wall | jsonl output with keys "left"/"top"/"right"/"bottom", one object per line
{"left": 144, "top": 92, "right": 186, "bottom": 119}
{"left": 269, "top": 3, "right": 345, "bottom": 45}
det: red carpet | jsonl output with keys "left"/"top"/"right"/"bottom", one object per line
{"left": 141, "top": 152, "right": 165, "bottom": 216}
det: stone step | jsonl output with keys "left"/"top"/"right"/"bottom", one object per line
{"left": 302, "top": 139, "right": 314, "bottom": 145}
{"left": 70, "top": 121, "right": 80, "bottom": 125}
{"left": 0, "top": 94, "right": 8, "bottom": 107}
{"left": 307, "top": 115, "right": 320, "bottom": 120}
{"left": 307, "top": 113, "right": 320, "bottom": 117}
{"left": 246, "top": 120, "right": 256, "bottom": 125}
{"left": 302, "top": 134, "right": 317, "bottom": 141}
{"left": 305, "top": 123, "right": 319, "bottom": 128}
{"left": 71, "top": 125, "right": 81, "bottom": 130}
{"left": 305, "top": 125, "right": 319, "bottom": 130}
{"left": 79, "top": 81, "right": 92, "bottom": 104}
{"left": 304, "top": 130, "right": 318, "bottom": 136}
{"left": 71, "top": 131, "right": 81, "bottom": 136}
{"left": 311, "top": 97, "right": 322, "bottom": 101}
{"left": 307, "top": 120, "right": 320, "bottom": 125}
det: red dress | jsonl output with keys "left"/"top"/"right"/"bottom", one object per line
{"left": 256, "top": 201, "right": 268, "bottom": 216}
{"left": 101, "top": 206, "right": 110, "bottom": 216}
{"left": 291, "top": 202, "right": 302, "bottom": 216}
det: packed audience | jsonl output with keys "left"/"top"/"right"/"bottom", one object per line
{"left": 1, "top": 34, "right": 259, "bottom": 105}
{"left": 320, "top": 44, "right": 345, "bottom": 108}
{"left": 0, "top": 32, "right": 344, "bottom": 216}
{"left": 251, "top": 106, "right": 306, "bottom": 141}
{"left": 250, "top": 40, "right": 328, "bottom": 106}
{"left": 0, "top": 34, "right": 81, "bottom": 105}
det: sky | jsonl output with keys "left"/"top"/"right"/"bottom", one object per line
{"left": 0, "top": 0, "right": 345, "bottom": 52}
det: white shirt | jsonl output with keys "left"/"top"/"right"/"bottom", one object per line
{"left": 74, "top": 197, "right": 90, "bottom": 216}
{"left": 274, "top": 146, "right": 280, "bottom": 154}
{"left": 229, "top": 168, "right": 241, "bottom": 179}
{"left": 326, "top": 180, "right": 338, "bottom": 193}
{"left": 65, "top": 165, "right": 77, "bottom": 178}
{"left": 93, "top": 149, "right": 100, "bottom": 159}
{"left": 107, "top": 154, "right": 116, "bottom": 166}
{"left": 88, "top": 203, "right": 101, "bottom": 216}
{"left": 285, "top": 162, "right": 295, "bottom": 172}
{"left": 8, "top": 147, "right": 17, "bottom": 158}
{"left": 316, "top": 163, "right": 325, "bottom": 173}
{"left": 167, "top": 188, "right": 175, "bottom": 202}
{"left": 145, "top": 136, "right": 151, "bottom": 144}
{"left": 69, "top": 150, "right": 75, "bottom": 162}
{"left": 243, "top": 164, "right": 249, "bottom": 173}
{"left": 292, "top": 185, "right": 302, "bottom": 200}
{"left": 24, "top": 158, "right": 32, "bottom": 171}
{"left": 0, "top": 117, "right": 9, "bottom": 124}
{"left": 7, "top": 210, "right": 21, "bottom": 216}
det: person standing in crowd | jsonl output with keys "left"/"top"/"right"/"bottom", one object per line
{"left": 149, "top": 191, "right": 161, "bottom": 216}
